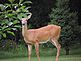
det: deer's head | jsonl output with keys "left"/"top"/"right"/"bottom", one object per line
{"left": 21, "top": 13, "right": 32, "bottom": 25}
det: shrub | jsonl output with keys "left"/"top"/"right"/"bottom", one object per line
{"left": 0, "top": 39, "right": 17, "bottom": 51}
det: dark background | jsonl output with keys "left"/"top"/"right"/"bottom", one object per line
{"left": 0, "top": 0, "right": 81, "bottom": 26}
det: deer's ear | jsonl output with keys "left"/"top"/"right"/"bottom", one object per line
{"left": 27, "top": 13, "right": 32, "bottom": 20}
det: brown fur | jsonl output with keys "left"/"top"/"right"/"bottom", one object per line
{"left": 21, "top": 18, "right": 61, "bottom": 61}
{"left": 22, "top": 24, "right": 61, "bottom": 44}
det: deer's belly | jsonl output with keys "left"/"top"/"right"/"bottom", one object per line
{"left": 39, "top": 39, "right": 50, "bottom": 44}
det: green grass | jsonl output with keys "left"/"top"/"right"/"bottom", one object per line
{"left": 0, "top": 44, "right": 81, "bottom": 61}
{"left": 0, "top": 55, "right": 81, "bottom": 61}
{"left": 0, "top": 47, "right": 81, "bottom": 59}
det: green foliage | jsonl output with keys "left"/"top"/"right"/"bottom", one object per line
{"left": 0, "top": 39, "right": 17, "bottom": 51}
{"left": 0, "top": 0, "right": 32, "bottom": 52}
{"left": 49, "top": 0, "right": 80, "bottom": 54}
{"left": 0, "top": 0, "right": 32, "bottom": 39}
{"left": 8, "top": 0, "right": 15, "bottom": 3}
{"left": 0, "top": 19, "right": 19, "bottom": 39}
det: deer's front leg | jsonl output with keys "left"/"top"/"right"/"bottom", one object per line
{"left": 28, "top": 44, "right": 32, "bottom": 61}
{"left": 35, "top": 42, "right": 40, "bottom": 61}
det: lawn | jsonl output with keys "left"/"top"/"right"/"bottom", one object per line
{"left": 0, "top": 45, "right": 81, "bottom": 61}
{"left": 0, "top": 55, "right": 81, "bottom": 61}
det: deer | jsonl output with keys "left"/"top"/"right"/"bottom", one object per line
{"left": 21, "top": 13, "right": 61, "bottom": 61}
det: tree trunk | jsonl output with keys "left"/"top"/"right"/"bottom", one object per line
{"left": 65, "top": 47, "right": 70, "bottom": 55}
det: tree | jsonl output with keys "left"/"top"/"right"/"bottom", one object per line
{"left": 0, "top": 0, "right": 32, "bottom": 39}
{"left": 49, "top": 0, "right": 79, "bottom": 55}
{"left": 0, "top": 0, "right": 32, "bottom": 50}
{"left": 29, "top": 0, "right": 55, "bottom": 28}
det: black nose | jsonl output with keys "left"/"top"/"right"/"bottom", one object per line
{"left": 22, "top": 23, "right": 25, "bottom": 25}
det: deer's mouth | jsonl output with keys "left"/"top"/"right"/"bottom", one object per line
{"left": 22, "top": 23, "right": 25, "bottom": 25}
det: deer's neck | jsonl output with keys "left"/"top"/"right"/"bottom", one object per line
{"left": 22, "top": 23, "right": 28, "bottom": 36}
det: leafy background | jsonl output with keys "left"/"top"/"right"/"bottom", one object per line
{"left": 0, "top": 0, "right": 81, "bottom": 58}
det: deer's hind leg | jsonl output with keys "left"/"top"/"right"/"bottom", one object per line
{"left": 51, "top": 38, "right": 61, "bottom": 61}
